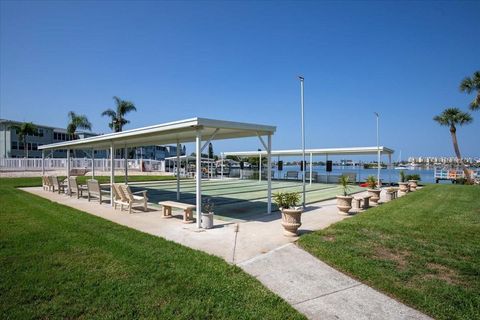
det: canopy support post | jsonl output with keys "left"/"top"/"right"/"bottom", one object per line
{"left": 200, "top": 128, "right": 220, "bottom": 153}
{"left": 41, "top": 150, "right": 45, "bottom": 176}
{"left": 195, "top": 129, "right": 202, "bottom": 228}
{"left": 110, "top": 143, "right": 114, "bottom": 206}
{"left": 259, "top": 153, "right": 262, "bottom": 182}
{"left": 388, "top": 153, "right": 392, "bottom": 186}
{"left": 124, "top": 146, "right": 128, "bottom": 184}
{"left": 91, "top": 149, "right": 95, "bottom": 178}
{"left": 176, "top": 140, "right": 181, "bottom": 200}
{"left": 66, "top": 149, "right": 71, "bottom": 195}
{"left": 220, "top": 153, "right": 224, "bottom": 180}
{"left": 267, "top": 134, "right": 272, "bottom": 214}
{"left": 309, "top": 152, "right": 313, "bottom": 185}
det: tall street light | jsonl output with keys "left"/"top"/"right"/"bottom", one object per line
{"left": 374, "top": 112, "right": 380, "bottom": 186}
{"left": 299, "top": 76, "right": 306, "bottom": 208}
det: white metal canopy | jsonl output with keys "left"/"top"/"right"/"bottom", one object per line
{"left": 222, "top": 146, "right": 394, "bottom": 157}
{"left": 39, "top": 117, "right": 276, "bottom": 228}
{"left": 38, "top": 118, "right": 275, "bottom": 150}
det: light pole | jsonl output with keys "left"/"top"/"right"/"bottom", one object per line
{"left": 299, "top": 76, "right": 306, "bottom": 208}
{"left": 374, "top": 112, "right": 380, "bottom": 187}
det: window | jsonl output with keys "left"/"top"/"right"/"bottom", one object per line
{"left": 19, "top": 142, "right": 24, "bottom": 150}
{"left": 32, "top": 143, "right": 38, "bottom": 151}
{"left": 38, "top": 129, "right": 44, "bottom": 137}
{"left": 11, "top": 141, "right": 17, "bottom": 150}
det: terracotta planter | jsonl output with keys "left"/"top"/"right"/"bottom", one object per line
{"left": 367, "top": 189, "right": 381, "bottom": 203}
{"left": 398, "top": 182, "right": 410, "bottom": 194}
{"left": 408, "top": 180, "right": 418, "bottom": 191}
{"left": 336, "top": 195, "right": 353, "bottom": 215}
{"left": 280, "top": 208, "right": 303, "bottom": 237}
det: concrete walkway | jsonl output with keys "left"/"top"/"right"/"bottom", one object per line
{"left": 22, "top": 186, "right": 431, "bottom": 320}
{"left": 240, "top": 243, "right": 431, "bottom": 320}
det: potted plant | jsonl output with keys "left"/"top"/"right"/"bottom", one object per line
{"left": 273, "top": 192, "right": 302, "bottom": 237}
{"left": 201, "top": 197, "right": 214, "bottom": 229}
{"left": 406, "top": 174, "right": 420, "bottom": 191}
{"left": 398, "top": 170, "right": 410, "bottom": 194}
{"left": 336, "top": 175, "right": 353, "bottom": 215}
{"left": 366, "top": 175, "right": 381, "bottom": 203}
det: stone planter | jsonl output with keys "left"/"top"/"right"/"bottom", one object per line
{"left": 280, "top": 207, "right": 303, "bottom": 237}
{"left": 408, "top": 180, "right": 418, "bottom": 191}
{"left": 201, "top": 212, "right": 214, "bottom": 229}
{"left": 336, "top": 195, "right": 353, "bottom": 215}
{"left": 398, "top": 182, "right": 410, "bottom": 194}
{"left": 385, "top": 189, "right": 397, "bottom": 201}
{"left": 367, "top": 189, "right": 381, "bottom": 203}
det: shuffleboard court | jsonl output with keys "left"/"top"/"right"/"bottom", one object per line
{"left": 132, "top": 179, "right": 365, "bottom": 222}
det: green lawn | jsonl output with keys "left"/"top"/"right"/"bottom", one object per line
{"left": 299, "top": 185, "right": 480, "bottom": 320}
{"left": 0, "top": 177, "right": 305, "bottom": 319}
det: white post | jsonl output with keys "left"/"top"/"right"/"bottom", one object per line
{"left": 267, "top": 134, "right": 272, "bottom": 214}
{"left": 66, "top": 149, "right": 71, "bottom": 194}
{"left": 259, "top": 153, "right": 262, "bottom": 182}
{"left": 220, "top": 153, "right": 224, "bottom": 179}
{"left": 195, "top": 129, "right": 202, "bottom": 228}
{"left": 388, "top": 153, "right": 392, "bottom": 185}
{"left": 375, "top": 112, "right": 380, "bottom": 186}
{"left": 299, "top": 76, "right": 306, "bottom": 208}
{"left": 110, "top": 143, "right": 114, "bottom": 206}
{"left": 91, "top": 149, "right": 95, "bottom": 178}
{"left": 176, "top": 140, "right": 180, "bottom": 200}
{"left": 309, "top": 152, "right": 313, "bottom": 185}
{"left": 124, "top": 146, "right": 128, "bottom": 184}
{"left": 41, "top": 150, "right": 45, "bottom": 176}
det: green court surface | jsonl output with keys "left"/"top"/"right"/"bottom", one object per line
{"left": 132, "top": 179, "right": 365, "bottom": 221}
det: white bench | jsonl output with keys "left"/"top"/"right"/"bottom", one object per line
{"left": 354, "top": 195, "right": 372, "bottom": 210}
{"left": 158, "top": 201, "right": 195, "bottom": 224}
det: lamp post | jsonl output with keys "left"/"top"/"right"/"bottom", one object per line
{"left": 299, "top": 76, "right": 306, "bottom": 208}
{"left": 374, "top": 112, "right": 380, "bottom": 186}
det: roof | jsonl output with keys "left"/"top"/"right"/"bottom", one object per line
{"left": 38, "top": 118, "right": 276, "bottom": 150}
{"left": 0, "top": 118, "right": 98, "bottom": 135}
{"left": 223, "top": 146, "right": 394, "bottom": 157}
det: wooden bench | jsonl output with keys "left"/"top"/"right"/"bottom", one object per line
{"left": 158, "top": 201, "right": 196, "bottom": 224}
{"left": 354, "top": 195, "right": 372, "bottom": 210}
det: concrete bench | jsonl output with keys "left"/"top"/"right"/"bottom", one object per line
{"left": 158, "top": 201, "right": 196, "bottom": 224}
{"left": 354, "top": 195, "right": 372, "bottom": 210}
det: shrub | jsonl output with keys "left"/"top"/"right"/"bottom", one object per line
{"left": 366, "top": 175, "right": 378, "bottom": 189}
{"left": 273, "top": 192, "right": 301, "bottom": 209}
{"left": 338, "top": 175, "right": 351, "bottom": 196}
{"left": 405, "top": 174, "right": 421, "bottom": 181}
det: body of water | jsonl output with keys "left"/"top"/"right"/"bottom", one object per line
{"left": 272, "top": 165, "right": 436, "bottom": 184}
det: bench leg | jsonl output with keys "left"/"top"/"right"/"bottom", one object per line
{"left": 183, "top": 209, "right": 194, "bottom": 224}
{"left": 162, "top": 206, "right": 172, "bottom": 218}
{"left": 363, "top": 199, "right": 370, "bottom": 209}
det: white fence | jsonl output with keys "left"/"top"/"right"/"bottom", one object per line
{"left": 0, "top": 158, "right": 165, "bottom": 172}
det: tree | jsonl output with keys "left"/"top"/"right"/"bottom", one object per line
{"left": 9, "top": 122, "right": 37, "bottom": 158}
{"left": 66, "top": 111, "right": 92, "bottom": 158}
{"left": 459, "top": 71, "right": 480, "bottom": 111}
{"left": 433, "top": 107, "right": 473, "bottom": 183}
{"left": 67, "top": 111, "right": 92, "bottom": 136}
{"left": 101, "top": 96, "right": 137, "bottom": 132}
{"left": 208, "top": 143, "right": 214, "bottom": 159}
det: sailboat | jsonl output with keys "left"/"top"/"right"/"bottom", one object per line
{"left": 394, "top": 150, "right": 407, "bottom": 170}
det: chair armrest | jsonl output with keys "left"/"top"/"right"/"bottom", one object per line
{"left": 132, "top": 190, "right": 148, "bottom": 195}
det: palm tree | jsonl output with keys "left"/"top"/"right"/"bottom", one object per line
{"left": 433, "top": 108, "right": 473, "bottom": 183}
{"left": 9, "top": 122, "right": 37, "bottom": 158}
{"left": 67, "top": 111, "right": 92, "bottom": 136}
{"left": 101, "top": 96, "right": 137, "bottom": 132}
{"left": 67, "top": 111, "right": 92, "bottom": 158}
{"left": 459, "top": 71, "right": 480, "bottom": 111}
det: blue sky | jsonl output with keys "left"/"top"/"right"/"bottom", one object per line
{"left": 1, "top": 1, "right": 479, "bottom": 160}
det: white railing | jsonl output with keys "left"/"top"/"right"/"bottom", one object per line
{"left": 0, "top": 157, "right": 165, "bottom": 172}
{"left": 434, "top": 167, "right": 479, "bottom": 180}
